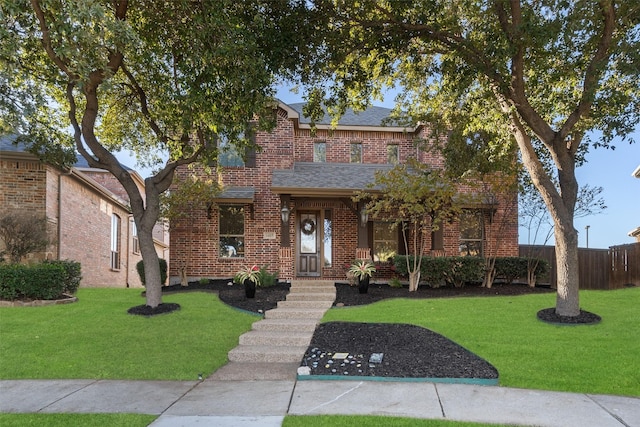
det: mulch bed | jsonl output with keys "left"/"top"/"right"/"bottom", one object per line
{"left": 333, "top": 281, "right": 554, "bottom": 307}
{"left": 301, "top": 322, "right": 498, "bottom": 381}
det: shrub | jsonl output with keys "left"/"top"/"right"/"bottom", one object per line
{"left": 43, "top": 260, "right": 81, "bottom": 294}
{"left": 492, "top": 257, "right": 550, "bottom": 285}
{"left": 0, "top": 263, "right": 66, "bottom": 300}
{"left": 393, "top": 255, "right": 485, "bottom": 288}
{"left": 257, "top": 265, "right": 278, "bottom": 287}
{"left": 136, "top": 258, "right": 168, "bottom": 287}
{"left": 388, "top": 277, "right": 403, "bottom": 288}
{"left": 0, "top": 211, "right": 51, "bottom": 263}
{"left": 443, "top": 257, "right": 485, "bottom": 287}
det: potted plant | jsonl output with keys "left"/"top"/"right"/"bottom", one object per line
{"left": 236, "top": 265, "right": 261, "bottom": 298}
{"left": 349, "top": 260, "right": 376, "bottom": 294}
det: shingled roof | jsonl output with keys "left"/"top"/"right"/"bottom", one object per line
{"left": 272, "top": 162, "right": 394, "bottom": 196}
{"left": 286, "top": 103, "right": 401, "bottom": 127}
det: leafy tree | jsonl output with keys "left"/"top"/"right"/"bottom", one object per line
{"left": 0, "top": 211, "right": 51, "bottom": 263}
{"left": 160, "top": 173, "right": 221, "bottom": 286}
{"left": 356, "top": 158, "right": 469, "bottom": 291}
{"left": 1, "top": 1, "right": 293, "bottom": 307}
{"left": 294, "top": 1, "right": 639, "bottom": 316}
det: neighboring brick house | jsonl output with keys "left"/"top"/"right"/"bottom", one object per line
{"left": 169, "top": 101, "right": 518, "bottom": 283}
{"left": 0, "top": 135, "right": 169, "bottom": 288}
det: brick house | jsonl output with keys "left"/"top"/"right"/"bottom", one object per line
{"left": 0, "top": 135, "right": 169, "bottom": 288}
{"left": 169, "top": 101, "right": 518, "bottom": 283}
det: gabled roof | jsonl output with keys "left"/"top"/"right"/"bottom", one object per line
{"left": 277, "top": 101, "right": 418, "bottom": 133}
{"left": 1, "top": 134, "right": 137, "bottom": 210}
{"left": 271, "top": 162, "right": 394, "bottom": 197}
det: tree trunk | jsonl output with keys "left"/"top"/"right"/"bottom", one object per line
{"left": 553, "top": 224, "right": 580, "bottom": 316}
{"left": 482, "top": 257, "right": 496, "bottom": 288}
{"left": 138, "top": 228, "right": 162, "bottom": 308}
{"left": 408, "top": 270, "right": 421, "bottom": 292}
{"left": 526, "top": 259, "right": 538, "bottom": 288}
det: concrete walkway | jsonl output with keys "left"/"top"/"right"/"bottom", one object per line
{"left": 1, "top": 378, "right": 638, "bottom": 426}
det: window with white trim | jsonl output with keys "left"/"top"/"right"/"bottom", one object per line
{"left": 111, "top": 214, "right": 121, "bottom": 269}
{"left": 132, "top": 220, "right": 139, "bottom": 254}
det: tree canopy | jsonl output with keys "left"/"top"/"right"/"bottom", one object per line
{"left": 0, "top": 0, "right": 299, "bottom": 307}
{"left": 293, "top": 0, "right": 639, "bottom": 316}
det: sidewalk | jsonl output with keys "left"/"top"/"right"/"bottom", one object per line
{"left": 1, "top": 378, "right": 638, "bottom": 427}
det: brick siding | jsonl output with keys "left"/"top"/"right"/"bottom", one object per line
{"left": 169, "top": 104, "right": 519, "bottom": 282}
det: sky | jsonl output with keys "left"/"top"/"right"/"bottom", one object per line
{"left": 117, "top": 85, "right": 640, "bottom": 250}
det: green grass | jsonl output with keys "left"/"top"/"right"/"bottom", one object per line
{"left": 0, "top": 413, "right": 156, "bottom": 426}
{"left": 0, "top": 288, "right": 258, "bottom": 380}
{"left": 283, "top": 415, "right": 513, "bottom": 426}
{"left": 322, "top": 287, "right": 640, "bottom": 396}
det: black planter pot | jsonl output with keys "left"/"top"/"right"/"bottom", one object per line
{"left": 244, "top": 279, "right": 256, "bottom": 298}
{"left": 357, "top": 275, "right": 370, "bottom": 294}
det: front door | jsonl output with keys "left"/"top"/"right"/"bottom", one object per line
{"left": 297, "top": 212, "right": 321, "bottom": 277}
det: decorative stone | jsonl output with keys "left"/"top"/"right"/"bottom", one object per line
{"left": 297, "top": 366, "right": 311, "bottom": 376}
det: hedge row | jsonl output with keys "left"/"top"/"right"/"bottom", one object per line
{"left": 393, "top": 255, "right": 484, "bottom": 287}
{"left": 392, "top": 255, "right": 549, "bottom": 287}
{"left": 492, "top": 257, "right": 550, "bottom": 284}
{"left": 0, "top": 260, "right": 82, "bottom": 300}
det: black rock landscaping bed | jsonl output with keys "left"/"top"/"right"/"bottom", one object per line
{"left": 300, "top": 322, "right": 498, "bottom": 382}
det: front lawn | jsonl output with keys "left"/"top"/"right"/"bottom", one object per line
{"left": 0, "top": 413, "right": 155, "bottom": 427}
{"left": 322, "top": 287, "right": 640, "bottom": 396}
{"left": 0, "top": 288, "right": 258, "bottom": 380}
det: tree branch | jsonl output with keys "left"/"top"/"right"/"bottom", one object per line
{"left": 559, "top": 0, "right": 616, "bottom": 148}
{"left": 30, "top": 0, "right": 76, "bottom": 80}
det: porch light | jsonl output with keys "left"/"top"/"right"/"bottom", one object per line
{"left": 281, "top": 205, "right": 290, "bottom": 224}
{"left": 360, "top": 206, "right": 369, "bottom": 227}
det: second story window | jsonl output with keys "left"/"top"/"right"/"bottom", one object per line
{"left": 218, "top": 136, "right": 245, "bottom": 167}
{"left": 218, "top": 131, "right": 257, "bottom": 168}
{"left": 387, "top": 144, "right": 399, "bottom": 164}
{"left": 313, "top": 142, "right": 326, "bottom": 162}
{"left": 350, "top": 143, "right": 363, "bottom": 163}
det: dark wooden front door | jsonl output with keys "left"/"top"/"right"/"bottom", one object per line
{"left": 297, "top": 212, "right": 320, "bottom": 277}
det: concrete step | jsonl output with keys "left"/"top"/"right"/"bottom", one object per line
{"left": 239, "top": 330, "right": 312, "bottom": 346}
{"left": 288, "top": 285, "right": 336, "bottom": 294}
{"left": 209, "top": 362, "right": 299, "bottom": 381}
{"left": 252, "top": 318, "right": 319, "bottom": 332}
{"left": 277, "top": 300, "right": 334, "bottom": 309}
{"left": 228, "top": 345, "right": 307, "bottom": 363}
{"left": 290, "top": 280, "right": 335, "bottom": 287}
{"left": 264, "top": 307, "right": 327, "bottom": 320}
{"left": 285, "top": 292, "right": 336, "bottom": 302}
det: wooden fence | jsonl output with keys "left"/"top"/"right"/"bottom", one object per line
{"left": 519, "top": 243, "right": 639, "bottom": 290}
